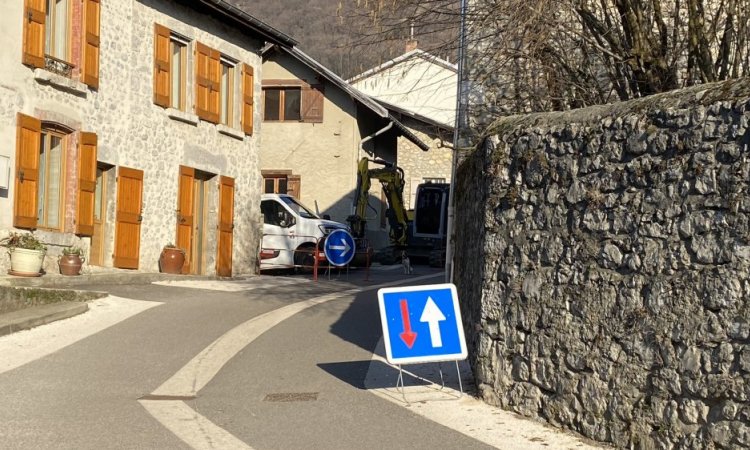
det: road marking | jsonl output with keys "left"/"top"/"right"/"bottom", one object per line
{"left": 0, "top": 296, "right": 161, "bottom": 376}
{"left": 141, "top": 273, "right": 444, "bottom": 448}
{"left": 364, "top": 340, "right": 605, "bottom": 450}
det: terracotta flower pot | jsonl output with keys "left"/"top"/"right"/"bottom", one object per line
{"left": 59, "top": 254, "right": 83, "bottom": 276}
{"left": 159, "top": 247, "right": 185, "bottom": 274}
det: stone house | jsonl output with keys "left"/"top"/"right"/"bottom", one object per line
{"left": 349, "top": 45, "right": 456, "bottom": 209}
{"left": 260, "top": 45, "right": 429, "bottom": 250}
{"left": 1, "top": 0, "right": 295, "bottom": 276}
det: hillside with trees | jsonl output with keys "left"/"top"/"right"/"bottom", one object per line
{"left": 231, "top": 0, "right": 458, "bottom": 79}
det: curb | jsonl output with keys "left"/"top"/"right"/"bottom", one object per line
{"left": 0, "top": 301, "right": 89, "bottom": 337}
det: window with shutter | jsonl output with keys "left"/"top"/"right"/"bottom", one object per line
{"left": 81, "top": 0, "right": 100, "bottom": 89}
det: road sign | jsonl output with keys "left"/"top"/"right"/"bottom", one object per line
{"left": 377, "top": 283, "right": 467, "bottom": 364}
{"left": 324, "top": 229, "right": 356, "bottom": 266}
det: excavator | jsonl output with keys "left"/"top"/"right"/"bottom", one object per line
{"left": 347, "top": 157, "right": 449, "bottom": 267}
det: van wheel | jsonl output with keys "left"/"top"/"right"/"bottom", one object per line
{"left": 294, "top": 245, "right": 316, "bottom": 273}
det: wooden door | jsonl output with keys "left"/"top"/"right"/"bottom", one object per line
{"left": 176, "top": 166, "right": 195, "bottom": 274}
{"left": 89, "top": 166, "right": 107, "bottom": 266}
{"left": 216, "top": 176, "right": 234, "bottom": 277}
{"left": 113, "top": 167, "right": 143, "bottom": 269}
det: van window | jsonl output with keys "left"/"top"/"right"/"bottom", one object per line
{"left": 279, "top": 196, "right": 318, "bottom": 219}
{"left": 261, "top": 200, "right": 292, "bottom": 227}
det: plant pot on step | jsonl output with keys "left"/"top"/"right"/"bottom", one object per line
{"left": 59, "top": 254, "right": 84, "bottom": 275}
{"left": 9, "top": 247, "right": 46, "bottom": 275}
{"left": 159, "top": 245, "right": 185, "bottom": 274}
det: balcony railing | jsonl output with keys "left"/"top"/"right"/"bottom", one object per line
{"left": 44, "top": 54, "right": 74, "bottom": 78}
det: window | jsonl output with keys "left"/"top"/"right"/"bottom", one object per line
{"left": 263, "top": 87, "right": 301, "bottom": 121}
{"left": 263, "top": 173, "right": 301, "bottom": 199}
{"left": 220, "top": 58, "right": 235, "bottom": 126}
{"left": 261, "top": 200, "right": 292, "bottom": 227}
{"left": 14, "top": 113, "right": 98, "bottom": 234}
{"left": 45, "top": 0, "right": 70, "bottom": 62}
{"left": 170, "top": 37, "right": 187, "bottom": 110}
{"left": 37, "top": 126, "right": 67, "bottom": 229}
{"left": 264, "top": 176, "right": 287, "bottom": 194}
{"left": 23, "top": 0, "right": 100, "bottom": 86}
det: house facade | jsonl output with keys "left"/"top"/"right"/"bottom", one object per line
{"left": 260, "top": 46, "right": 428, "bottom": 250}
{"left": 1, "top": 0, "right": 294, "bottom": 276}
{"left": 350, "top": 47, "right": 456, "bottom": 209}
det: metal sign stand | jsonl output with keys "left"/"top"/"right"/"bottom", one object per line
{"left": 394, "top": 361, "right": 464, "bottom": 405}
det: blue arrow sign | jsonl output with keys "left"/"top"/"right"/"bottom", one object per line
{"left": 324, "top": 229, "right": 356, "bottom": 266}
{"left": 377, "top": 283, "right": 467, "bottom": 364}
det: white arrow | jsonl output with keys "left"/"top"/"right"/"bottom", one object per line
{"left": 419, "top": 296, "right": 446, "bottom": 348}
{"left": 329, "top": 239, "right": 351, "bottom": 256}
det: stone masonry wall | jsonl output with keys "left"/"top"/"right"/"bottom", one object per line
{"left": 454, "top": 78, "right": 750, "bottom": 449}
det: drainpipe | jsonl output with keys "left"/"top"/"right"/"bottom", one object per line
{"left": 359, "top": 121, "right": 394, "bottom": 154}
{"left": 445, "top": 0, "right": 469, "bottom": 283}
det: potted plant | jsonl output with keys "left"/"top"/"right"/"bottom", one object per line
{"left": 1, "top": 232, "right": 47, "bottom": 276}
{"left": 59, "top": 246, "right": 85, "bottom": 276}
{"left": 159, "top": 244, "right": 185, "bottom": 274}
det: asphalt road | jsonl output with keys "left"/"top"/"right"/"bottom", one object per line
{"left": 0, "top": 266, "right": 602, "bottom": 450}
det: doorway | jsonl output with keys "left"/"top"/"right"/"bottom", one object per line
{"left": 89, "top": 163, "right": 113, "bottom": 266}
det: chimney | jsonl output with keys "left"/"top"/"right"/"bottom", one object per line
{"left": 405, "top": 39, "right": 418, "bottom": 53}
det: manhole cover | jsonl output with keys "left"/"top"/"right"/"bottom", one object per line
{"left": 263, "top": 392, "right": 318, "bottom": 402}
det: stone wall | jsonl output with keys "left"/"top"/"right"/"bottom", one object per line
{"left": 454, "top": 78, "right": 750, "bottom": 449}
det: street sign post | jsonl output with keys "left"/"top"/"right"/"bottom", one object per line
{"left": 323, "top": 229, "right": 356, "bottom": 267}
{"left": 377, "top": 283, "right": 467, "bottom": 365}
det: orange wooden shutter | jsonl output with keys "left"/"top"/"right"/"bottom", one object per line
{"left": 287, "top": 175, "right": 301, "bottom": 199}
{"left": 195, "top": 42, "right": 219, "bottom": 122}
{"left": 81, "top": 0, "right": 101, "bottom": 89}
{"left": 14, "top": 113, "right": 41, "bottom": 229}
{"left": 208, "top": 48, "right": 221, "bottom": 123}
{"left": 241, "top": 64, "right": 254, "bottom": 135}
{"left": 153, "top": 24, "right": 171, "bottom": 107}
{"left": 217, "top": 176, "right": 235, "bottom": 277}
{"left": 22, "top": 0, "right": 45, "bottom": 68}
{"left": 113, "top": 167, "right": 143, "bottom": 269}
{"left": 76, "top": 132, "right": 97, "bottom": 236}
{"left": 301, "top": 85, "right": 324, "bottom": 123}
{"left": 176, "top": 166, "right": 195, "bottom": 274}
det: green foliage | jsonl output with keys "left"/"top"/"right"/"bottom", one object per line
{"left": 62, "top": 246, "right": 84, "bottom": 256}
{"left": 1, "top": 232, "right": 47, "bottom": 252}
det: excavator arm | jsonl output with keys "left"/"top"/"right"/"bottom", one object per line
{"left": 347, "top": 157, "right": 409, "bottom": 249}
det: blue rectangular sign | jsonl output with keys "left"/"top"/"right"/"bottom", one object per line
{"left": 377, "top": 283, "right": 467, "bottom": 364}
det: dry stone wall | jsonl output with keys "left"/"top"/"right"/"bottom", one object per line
{"left": 454, "top": 78, "right": 750, "bottom": 449}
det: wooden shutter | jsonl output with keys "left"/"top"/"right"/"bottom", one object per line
{"left": 153, "top": 24, "right": 171, "bottom": 107}
{"left": 195, "top": 42, "right": 220, "bottom": 123}
{"left": 217, "top": 176, "right": 234, "bottom": 277}
{"left": 287, "top": 175, "right": 301, "bottom": 200}
{"left": 76, "top": 132, "right": 97, "bottom": 236}
{"left": 176, "top": 166, "right": 195, "bottom": 274}
{"left": 14, "top": 113, "right": 41, "bottom": 229}
{"left": 22, "top": 0, "right": 45, "bottom": 68}
{"left": 81, "top": 0, "right": 101, "bottom": 89}
{"left": 241, "top": 64, "right": 254, "bottom": 135}
{"left": 113, "top": 167, "right": 143, "bottom": 269}
{"left": 301, "top": 85, "right": 324, "bottom": 123}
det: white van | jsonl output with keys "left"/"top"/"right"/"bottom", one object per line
{"left": 259, "top": 194, "right": 348, "bottom": 270}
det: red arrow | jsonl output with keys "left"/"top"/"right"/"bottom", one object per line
{"left": 399, "top": 299, "right": 417, "bottom": 348}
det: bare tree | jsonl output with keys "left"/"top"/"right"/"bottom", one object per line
{"left": 342, "top": 0, "right": 750, "bottom": 117}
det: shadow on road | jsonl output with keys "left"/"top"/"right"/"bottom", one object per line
{"left": 317, "top": 360, "right": 431, "bottom": 390}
